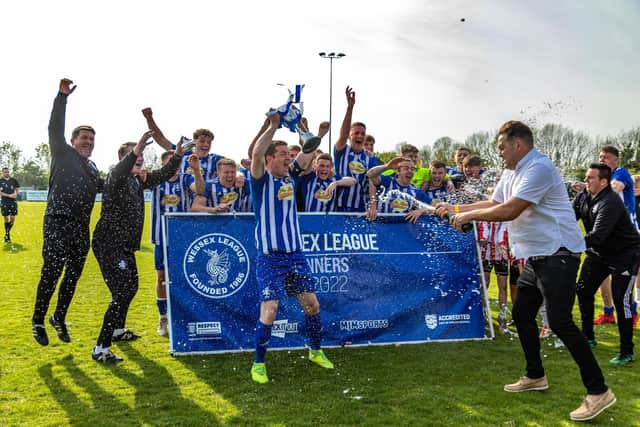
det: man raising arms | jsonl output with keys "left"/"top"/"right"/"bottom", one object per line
{"left": 249, "top": 111, "right": 334, "bottom": 384}
{"left": 334, "top": 86, "right": 379, "bottom": 212}
{"left": 32, "top": 79, "right": 103, "bottom": 345}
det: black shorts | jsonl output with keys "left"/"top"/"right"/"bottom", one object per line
{"left": 482, "top": 260, "right": 509, "bottom": 276}
{"left": 1, "top": 201, "right": 17, "bottom": 216}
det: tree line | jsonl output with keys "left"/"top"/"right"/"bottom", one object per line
{"left": 0, "top": 142, "right": 160, "bottom": 190}
{"left": 2, "top": 123, "right": 639, "bottom": 189}
{"left": 378, "top": 124, "right": 640, "bottom": 180}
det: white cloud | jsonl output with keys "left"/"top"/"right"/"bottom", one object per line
{"left": 1, "top": 0, "right": 638, "bottom": 170}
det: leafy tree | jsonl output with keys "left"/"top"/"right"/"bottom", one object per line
{"left": 0, "top": 141, "right": 22, "bottom": 171}
{"left": 465, "top": 131, "right": 500, "bottom": 169}
{"left": 13, "top": 159, "right": 48, "bottom": 190}
{"left": 534, "top": 124, "right": 598, "bottom": 177}
{"left": 431, "top": 136, "right": 456, "bottom": 164}
{"left": 375, "top": 151, "right": 397, "bottom": 164}
{"left": 418, "top": 146, "right": 431, "bottom": 166}
{"left": 34, "top": 142, "right": 51, "bottom": 169}
{"left": 613, "top": 127, "right": 640, "bottom": 170}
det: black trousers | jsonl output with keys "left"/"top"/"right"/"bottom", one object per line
{"left": 513, "top": 255, "right": 607, "bottom": 395}
{"left": 577, "top": 254, "right": 636, "bottom": 355}
{"left": 93, "top": 244, "right": 139, "bottom": 348}
{"left": 32, "top": 216, "right": 90, "bottom": 324}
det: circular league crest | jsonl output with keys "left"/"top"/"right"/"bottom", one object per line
{"left": 183, "top": 233, "right": 250, "bottom": 299}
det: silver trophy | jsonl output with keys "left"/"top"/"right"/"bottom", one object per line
{"left": 379, "top": 188, "right": 473, "bottom": 233}
{"left": 270, "top": 84, "right": 322, "bottom": 153}
{"left": 178, "top": 136, "right": 196, "bottom": 153}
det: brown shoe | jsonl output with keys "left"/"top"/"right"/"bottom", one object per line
{"left": 569, "top": 389, "right": 616, "bottom": 421}
{"left": 503, "top": 375, "right": 549, "bottom": 392}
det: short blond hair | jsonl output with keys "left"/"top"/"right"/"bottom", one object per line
{"left": 216, "top": 158, "right": 236, "bottom": 170}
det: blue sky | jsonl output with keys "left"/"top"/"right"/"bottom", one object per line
{"left": 1, "top": 0, "right": 638, "bottom": 169}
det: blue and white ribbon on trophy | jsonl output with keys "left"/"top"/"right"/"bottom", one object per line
{"left": 271, "top": 84, "right": 305, "bottom": 132}
{"left": 267, "top": 83, "right": 322, "bottom": 153}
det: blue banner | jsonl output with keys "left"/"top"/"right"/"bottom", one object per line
{"left": 165, "top": 213, "right": 486, "bottom": 354}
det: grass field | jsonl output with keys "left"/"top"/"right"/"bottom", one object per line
{"left": 1, "top": 202, "right": 639, "bottom": 426}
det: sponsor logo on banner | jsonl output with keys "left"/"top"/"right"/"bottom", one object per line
{"left": 188, "top": 321, "right": 222, "bottom": 339}
{"left": 271, "top": 319, "right": 300, "bottom": 338}
{"left": 340, "top": 319, "right": 389, "bottom": 331}
{"left": 424, "top": 314, "right": 438, "bottom": 330}
{"left": 183, "top": 233, "right": 250, "bottom": 299}
{"left": 425, "top": 313, "right": 472, "bottom": 330}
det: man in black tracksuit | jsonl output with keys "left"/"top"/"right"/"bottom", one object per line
{"left": 91, "top": 133, "right": 183, "bottom": 363}
{"left": 0, "top": 167, "right": 20, "bottom": 242}
{"left": 574, "top": 163, "right": 640, "bottom": 365}
{"left": 32, "top": 79, "right": 103, "bottom": 345}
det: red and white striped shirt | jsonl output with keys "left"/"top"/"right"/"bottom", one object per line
{"left": 477, "top": 221, "right": 509, "bottom": 261}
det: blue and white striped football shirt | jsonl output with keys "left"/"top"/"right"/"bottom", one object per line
{"left": 203, "top": 180, "right": 251, "bottom": 212}
{"left": 239, "top": 167, "right": 253, "bottom": 212}
{"left": 376, "top": 175, "right": 432, "bottom": 214}
{"left": 251, "top": 171, "right": 302, "bottom": 255}
{"left": 334, "top": 145, "right": 379, "bottom": 211}
{"left": 424, "top": 182, "right": 449, "bottom": 202}
{"left": 180, "top": 152, "right": 224, "bottom": 210}
{"left": 150, "top": 178, "right": 186, "bottom": 245}
{"left": 180, "top": 151, "right": 223, "bottom": 181}
{"left": 297, "top": 172, "right": 343, "bottom": 212}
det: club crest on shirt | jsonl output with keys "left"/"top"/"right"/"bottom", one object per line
{"left": 390, "top": 198, "right": 409, "bottom": 212}
{"left": 220, "top": 191, "right": 238, "bottom": 204}
{"left": 348, "top": 160, "right": 366, "bottom": 175}
{"left": 278, "top": 184, "right": 294, "bottom": 201}
{"left": 314, "top": 188, "right": 332, "bottom": 202}
{"left": 161, "top": 194, "right": 180, "bottom": 207}
{"left": 183, "top": 233, "right": 249, "bottom": 299}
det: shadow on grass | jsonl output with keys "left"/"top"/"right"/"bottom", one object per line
{"left": 38, "top": 354, "right": 131, "bottom": 426}
{"left": 3, "top": 242, "right": 26, "bottom": 253}
{"left": 111, "top": 343, "right": 226, "bottom": 425}
{"left": 38, "top": 349, "right": 226, "bottom": 426}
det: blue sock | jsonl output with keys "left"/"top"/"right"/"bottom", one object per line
{"left": 156, "top": 298, "right": 167, "bottom": 316}
{"left": 604, "top": 306, "right": 615, "bottom": 315}
{"left": 306, "top": 313, "right": 322, "bottom": 350}
{"left": 254, "top": 320, "right": 272, "bottom": 363}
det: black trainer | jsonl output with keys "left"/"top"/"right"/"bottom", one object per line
{"left": 112, "top": 330, "right": 140, "bottom": 342}
{"left": 32, "top": 323, "right": 49, "bottom": 346}
{"left": 92, "top": 349, "right": 124, "bottom": 364}
{"left": 49, "top": 315, "right": 71, "bottom": 343}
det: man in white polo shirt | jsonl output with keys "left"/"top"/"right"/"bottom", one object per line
{"left": 436, "top": 121, "right": 614, "bottom": 422}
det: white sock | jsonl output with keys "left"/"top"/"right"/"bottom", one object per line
{"left": 499, "top": 304, "right": 507, "bottom": 318}
{"left": 93, "top": 345, "right": 108, "bottom": 354}
{"left": 113, "top": 328, "right": 126, "bottom": 336}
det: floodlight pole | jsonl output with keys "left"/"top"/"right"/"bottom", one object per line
{"left": 318, "top": 52, "right": 346, "bottom": 154}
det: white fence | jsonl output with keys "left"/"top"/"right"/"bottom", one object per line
{"left": 24, "top": 190, "right": 153, "bottom": 202}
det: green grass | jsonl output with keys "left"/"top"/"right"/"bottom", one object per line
{"left": 1, "top": 203, "right": 639, "bottom": 426}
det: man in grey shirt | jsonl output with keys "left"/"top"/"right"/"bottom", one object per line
{"left": 437, "top": 121, "right": 614, "bottom": 422}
